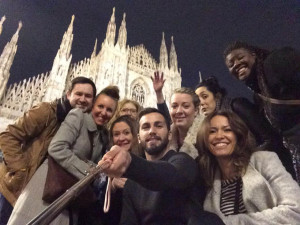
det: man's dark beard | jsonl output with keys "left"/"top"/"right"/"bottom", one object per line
{"left": 143, "top": 137, "right": 169, "bottom": 156}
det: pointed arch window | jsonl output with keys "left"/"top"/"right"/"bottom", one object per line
{"left": 131, "top": 84, "right": 145, "bottom": 105}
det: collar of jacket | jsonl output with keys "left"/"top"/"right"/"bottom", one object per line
{"left": 85, "top": 113, "right": 109, "bottom": 153}
{"left": 168, "top": 113, "right": 205, "bottom": 159}
{"left": 56, "top": 95, "right": 73, "bottom": 123}
{"left": 85, "top": 112, "right": 98, "bottom": 132}
{"left": 244, "top": 64, "right": 261, "bottom": 94}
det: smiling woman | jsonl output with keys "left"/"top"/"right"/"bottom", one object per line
{"left": 167, "top": 87, "right": 203, "bottom": 158}
{"left": 224, "top": 42, "right": 300, "bottom": 184}
{"left": 7, "top": 85, "right": 120, "bottom": 225}
{"left": 207, "top": 115, "right": 237, "bottom": 162}
{"left": 225, "top": 48, "right": 256, "bottom": 81}
{"left": 170, "top": 89, "right": 199, "bottom": 133}
{"left": 109, "top": 115, "right": 140, "bottom": 156}
{"left": 196, "top": 110, "right": 300, "bottom": 225}
{"left": 92, "top": 93, "right": 118, "bottom": 126}
{"left": 105, "top": 115, "right": 140, "bottom": 225}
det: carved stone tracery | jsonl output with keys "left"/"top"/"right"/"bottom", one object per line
{"left": 0, "top": 9, "right": 182, "bottom": 131}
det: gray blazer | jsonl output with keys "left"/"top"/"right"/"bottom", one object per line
{"left": 204, "top": 151, "right": 300, "bottom": 225}
{"left": 48, "top": 108, "right": 107, "bottom": 179}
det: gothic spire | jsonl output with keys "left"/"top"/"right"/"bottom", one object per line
{"left": 159, "top": 32, "right": 168, "bottom": 69}
{"left": 199, "top": 71, "right": 202, "bottom": 83}
{"left": 0, "top": 21, "right": 22, "bottom": 100}
{"left": 117, "top": 13, "right": 127, "bottom": 49}
{"left": 0, "top": 16, "right": 6, "bottom": 36}
{"left": 91, "top": 38, "right": 98, "bottom": 57}
{"left": 105, "top": 7, "right": 116, "bottom": 45}
{"left": 58, "top": 15, "right": 74, "bottom": 59}
{"left": 43, "top": 15, "right": 74, "bottom": 101}
{"left": 10, "top": 21, "right": 22, "bottom": 44}
{"left": 169, "top": 36, "right": 178, "bottom": 72}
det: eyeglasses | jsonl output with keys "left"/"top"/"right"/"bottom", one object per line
{"left": 121, "top": 108, "right": 137, "bottom": 114}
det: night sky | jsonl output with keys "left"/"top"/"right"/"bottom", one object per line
{"left": 0, "top": 0, "right": 299, "bottom": 99}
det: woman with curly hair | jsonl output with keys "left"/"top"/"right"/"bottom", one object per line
{"left": 224, "top": 41, "right": 300, "bottom": 184}
{"left": 196, "top": 110, "right": 300, "bottom": 225}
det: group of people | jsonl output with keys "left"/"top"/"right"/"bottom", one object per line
{"left": 0, "top": 41, "right": 299, "bottom": 225}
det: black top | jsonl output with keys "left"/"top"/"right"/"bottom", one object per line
{"left": 157, "top": 102, "right": 172, "bottom": 125}
{"left": 245, "top": 47, "right": 300, "bottom": 131}
{"left": 120, "top": 150, "right": 202, "bottom": 225}
{"left": 263, "top": 47, "right": 300, "bottom": 100}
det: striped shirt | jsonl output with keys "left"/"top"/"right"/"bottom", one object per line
{"left": 220, "top": 176, "right": 247, "bottom": 216}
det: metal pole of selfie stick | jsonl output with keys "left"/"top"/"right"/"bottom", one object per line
{"left": 26, "top": 161, "right": 109, "bottom": 225}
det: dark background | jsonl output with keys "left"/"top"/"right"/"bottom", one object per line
{"left": 0, "top": 0, "right": 299, "bottom": 99}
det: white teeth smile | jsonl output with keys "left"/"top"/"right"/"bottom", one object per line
{"left": 237, "top": 67, "right": 246, "bottom": 74}
{"left": 215, "top": 143, "right": 227, "bottom": 147}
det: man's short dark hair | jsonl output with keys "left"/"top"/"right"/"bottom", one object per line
{"left": 69, "top": 76, "right": 97, "bottom": 98}
{"left": 138, "top": 107, "right": 171, "bottom": 131}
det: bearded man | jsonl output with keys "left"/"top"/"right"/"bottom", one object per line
{"left": 101, "top": 108, "right": 224, "bottom": 225}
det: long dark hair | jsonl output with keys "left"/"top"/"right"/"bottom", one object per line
{"left": 196, "top": 110, "right": 256, "bottom": 188}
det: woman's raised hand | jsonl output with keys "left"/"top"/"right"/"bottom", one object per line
{"left": 151, "top": 71, "right": 166, "bottom": 103}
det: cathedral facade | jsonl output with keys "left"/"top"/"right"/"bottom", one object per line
{"left": 0, "top": 8, "right": 182, "bottom": 131}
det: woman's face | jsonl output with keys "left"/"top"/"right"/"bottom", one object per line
{"left": 112, "top": 121, "right": 133, "bottom": 151}
{"left": 120, "top": 102, "right": 138, "bottom": 119}
{"left": 170, "top": 93, "right": 198, "bottom": 130}
{"left": 195, "top": 86, "right": 216, "bottom": 116}
{"left": 208, "top": 115, "right": 237, "bottom": 160}
{"left": 92, "top": 94, "right": 117, "bottom": 126}
{"left": 225, "top": 48, "right": 256, "bottom": 81}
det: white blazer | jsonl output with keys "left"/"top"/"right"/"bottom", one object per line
{"left": 204, "top": 151, "right": 300, "bottom": 225}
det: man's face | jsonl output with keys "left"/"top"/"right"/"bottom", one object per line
{"left": 67, "top": 83, "right": 94, "bottom": 112}
{"left": 225, "top": 48, "right": 256, "bottom": 81}
{"left": 138, "top": 112, "right": 170, "bottom": 158}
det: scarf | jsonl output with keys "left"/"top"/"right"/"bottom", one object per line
{"left": 168, "top": 113, "right": 205, "bottom": 159}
